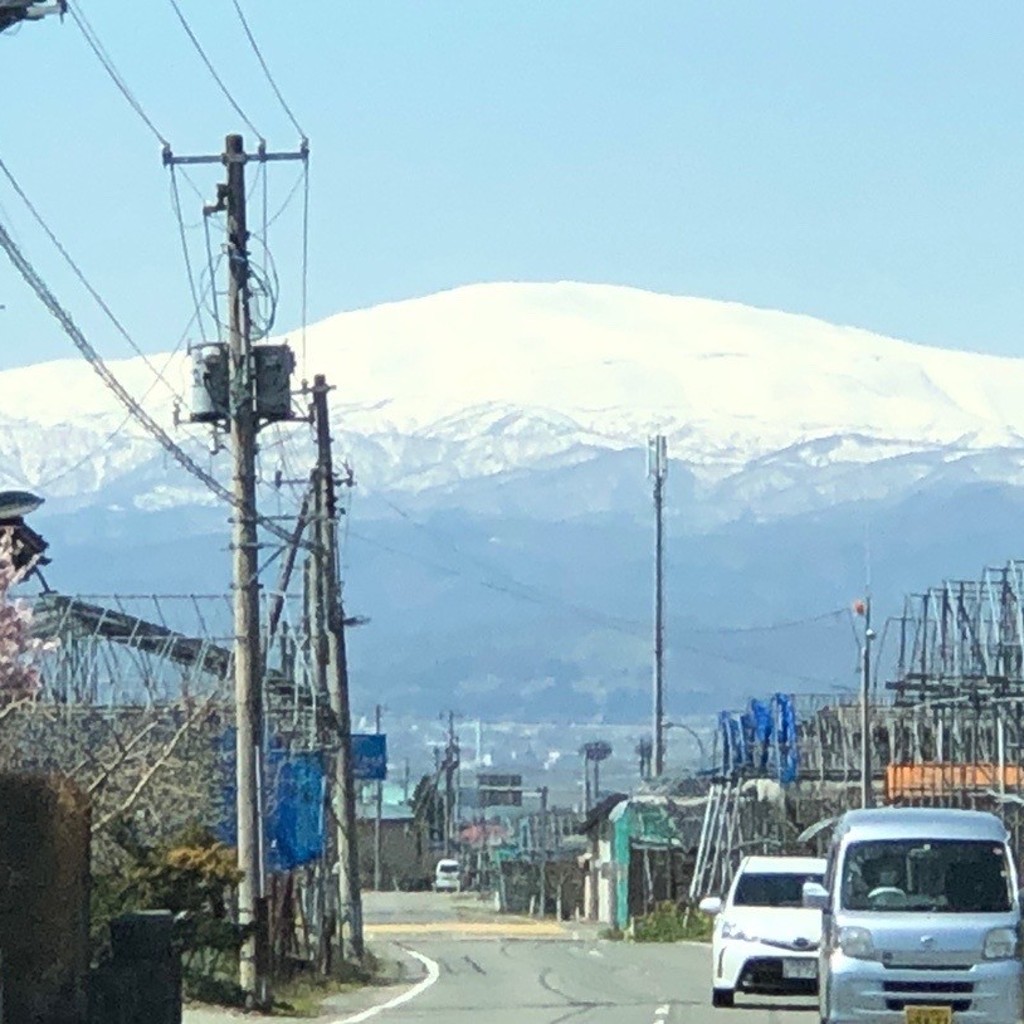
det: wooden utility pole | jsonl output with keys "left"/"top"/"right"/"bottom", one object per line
{"left": 311, "top": 374, "right": 364, "bottom": 959}
{"left": 210, "top": 132, "right": 266, "bottom": 1007}
{"left": 648, "top": 435, "right": 668, "bottom": 777}
{"left": 374, "top": 703, "right": 383, "bottom": 891}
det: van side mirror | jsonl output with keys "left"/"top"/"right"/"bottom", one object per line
{"left": 803, "top": 881, "right": 829, "bottom": 911}
{"left": 699, "top": 896, "right": 723, "bottom": 916}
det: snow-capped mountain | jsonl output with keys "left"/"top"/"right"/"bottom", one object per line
{"left": 5, "top": 282, "right": 1024, "bottom": 722}
{"left": 4, "top": 281, "right": 1024, "bottom": 519}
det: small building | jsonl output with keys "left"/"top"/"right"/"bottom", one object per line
{"left": 578, "top": 792, "right": 705, "bottom": 931}
{"left": 356, "top": 782, "right": 435, "bottom": 890}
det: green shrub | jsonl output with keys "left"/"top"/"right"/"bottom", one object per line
{"left": 91, "top": 824, "right": 248, "bottom": 1005}
{"left": 632, "top": 901, "right": 713, "bottom": 943}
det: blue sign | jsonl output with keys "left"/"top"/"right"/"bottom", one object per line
{"left": 352, "top": 733, "right": 387, "bottom": 781}
{"left": 215, "top": 730, "right": 327, "bottom": 872}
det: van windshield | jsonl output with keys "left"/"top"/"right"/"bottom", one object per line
{"left": 841, "top": 839, "right": 1012, "bottom": 913}
{"left": 734, "top": 872, "right": 824, "bottom": 908}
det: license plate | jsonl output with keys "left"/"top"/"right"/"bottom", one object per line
{"left": 782, "top": 959, "right": 817, "bottom": 979}
{"left": 905, "top": 1008, "right": 952, "bottom": 1024}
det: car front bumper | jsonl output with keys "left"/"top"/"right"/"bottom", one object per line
{"left": 715, "top": 937, "right": 819, "bottom": 994}
{"left": 824, "top": 952, "right": 1023, "bottom": 1024}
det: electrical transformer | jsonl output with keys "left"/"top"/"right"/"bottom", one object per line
{"left": 189, "top": 344, "right": 229, "bottom": 424}
{"left": 189, "top": 342, "right": 295, "bottom": 424}
{"left": 253, "top": 344, "right": 295, "bottom": 422}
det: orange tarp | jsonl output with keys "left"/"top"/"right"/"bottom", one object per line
{"left": 886, "top": 762, "right": 1024, "bottom": 800}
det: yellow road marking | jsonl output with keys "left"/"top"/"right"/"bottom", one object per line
{"left": 364, "top": 919, "right": 565, "bottom": 937}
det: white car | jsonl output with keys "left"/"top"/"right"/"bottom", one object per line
{"left": 700, "top": 854, "right": 826, "bottom": 1008}
{"left": 433, "top": 858, "right": 461, "bottom": 892}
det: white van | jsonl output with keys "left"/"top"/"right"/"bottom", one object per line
{"left": 433, "top": 858, "right": 461, "bottom": 893}
{"left": 805, "top": 807, "right": 1022, "bottom": 1024}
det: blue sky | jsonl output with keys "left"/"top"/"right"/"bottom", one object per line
{"left": 0, "top": 1, "right": 1022, "bottom": 371}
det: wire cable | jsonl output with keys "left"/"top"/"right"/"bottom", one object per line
{"left": 202, "top": 211, "right": 224, "bottom": 342}
{"left": 36, "top": 244, "right": 230, "bottom": 494}
{"left": 300, "top": 159, "right": 310, "bottom": 377}
{"left": 0, "top": 154, "right": 182, "bottom": 403}
{"left": 66, "top": 0, "right": 168, "bottom": 148}
{"left": 229, "top": 0, "right": 306, "bottom": 140}
{"left": 0, "top": 184, "right": 310, "bottom": 553}
{"left": 169, "top": 163, "right": 209, "bottom": 346}
{"left": 165, "top": 0, "right": 263, "bottom": 142}
{"left": 265, "top": 165, "right": 306, "bottom": 231}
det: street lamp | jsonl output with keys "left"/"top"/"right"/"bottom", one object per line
{"left": 664, "top": 721, "right": 708, "bottom": 772}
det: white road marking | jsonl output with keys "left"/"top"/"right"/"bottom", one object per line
{"left": 334, "top": 949, "right": 441, "bottom": 1024}
{"left": 655, "top": 1004, "right": 669, "bottom": 1016}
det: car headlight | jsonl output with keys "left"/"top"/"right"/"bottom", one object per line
{"left": 983, "top": 927, "right": 1018, "bottom": 960}
{"left": 721, "top": 920, "right": 756, "bottom": 942}
{"left": 838, "top": 926, "right": 874, "bottom": 959}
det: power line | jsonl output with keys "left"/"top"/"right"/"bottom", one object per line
{"left": 34, "top": 272, "right": 223, "bottom": 493}
{"left": 0, "top": 153, "right": 183, "bottom": 404}
{"left": 66, "top": 0, "right": 167, "bottom": 147}
{"left": 265, "top": 165, "right": 306, "bottom": 230}
{"left": 229, "top": 0, "right": 306, "bottom": 140}
{"left": 169, "top": 163, "right": 209, "bottom": 345}
{"left": 202, "top": 210, "right": 224, "bottom": 342}
{"left": 165, "top": 0, "right": 263, "bottom": 141}
{"left": 685, "top": 608, "right": 849, "bottom": 635}
{"left": 300, "top": 158, "right": 310, "bottom": 379}
{"left": 0, "top": 184, "right": 310, "bottom": 554}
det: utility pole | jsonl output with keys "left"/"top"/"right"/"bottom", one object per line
{"left": 311, "top": 375, "right": 364, "bottom": 959}
{"left": 648, "top": 435, "right": 668, "bottom": 777}
{"left": 442, "top": 712, "right": 459, "bottom": 857}
{"left": 859, "top": 596, "right": 875, "bottom": 809}
{"left": 538, "top": 785, "right": 548, "bottom": 917}
{"left": 374, "top": 704, "right": 383, "bottom": 891}
{"left": 164, "top": 132, "right": 308, "bottom": 1002}
{"left": 213, "top": 133, "right": 264, "bottom": 1007}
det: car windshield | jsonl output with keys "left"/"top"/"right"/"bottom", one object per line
{"left": 439, "top": 864, "right": 459, "bottom": 874}
{"left": 733, "top": 872, "right": 824, "bottom": 908}
{"left": 841, "top": 839, "right": 1013, "bottom": 913}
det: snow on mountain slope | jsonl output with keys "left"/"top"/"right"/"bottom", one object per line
{"left": 2, "top": 281, "right": 1023, "bottom": 516}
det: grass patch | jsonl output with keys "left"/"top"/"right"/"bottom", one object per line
{"left": 633, "top": 902, "right": 713, "bottom": 943}
{"left": 269, "top": 954, "right": 380, "bottom": 1018}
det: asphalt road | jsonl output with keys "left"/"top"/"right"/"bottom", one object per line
{"left": 358, "top": 892, "right": 817, "bottom": 1024}
{"left": 184, "top": 894, "right": 817, "bottom": 1023}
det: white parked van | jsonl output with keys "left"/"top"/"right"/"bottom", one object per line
{"left": 433, "top": 858, "right": 461, "bottom": 892}
{"left": 805, "top": 807, "right": 1023, "bottom": 1024}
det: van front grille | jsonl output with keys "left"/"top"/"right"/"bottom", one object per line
{"left": 882, "top": 982, "right": 973, "bottom": 995}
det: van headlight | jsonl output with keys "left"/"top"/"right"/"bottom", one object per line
{"left": 983, "top": 927, "right": 1018, "bottom": 960}
{"left": 721, "top": 920, "right": 755, "bottom": 942}
{"left": 838, "top": 926, "right": 874, "bottom": 959}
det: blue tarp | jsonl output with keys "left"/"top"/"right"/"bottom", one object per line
{"left": 718, "top": 711, "right": 747, "bottom": 776}
{"left": 216, "top": 730, "right": 327, "bottom": 872}
{"left": 717, "top": 694, "right": 800, "bottom": 785}
{"left": 750, "top": 698, "right": 772, "bottom": 771}
{"left": 772, "top": 692, "right": 799, "bottom": 785}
